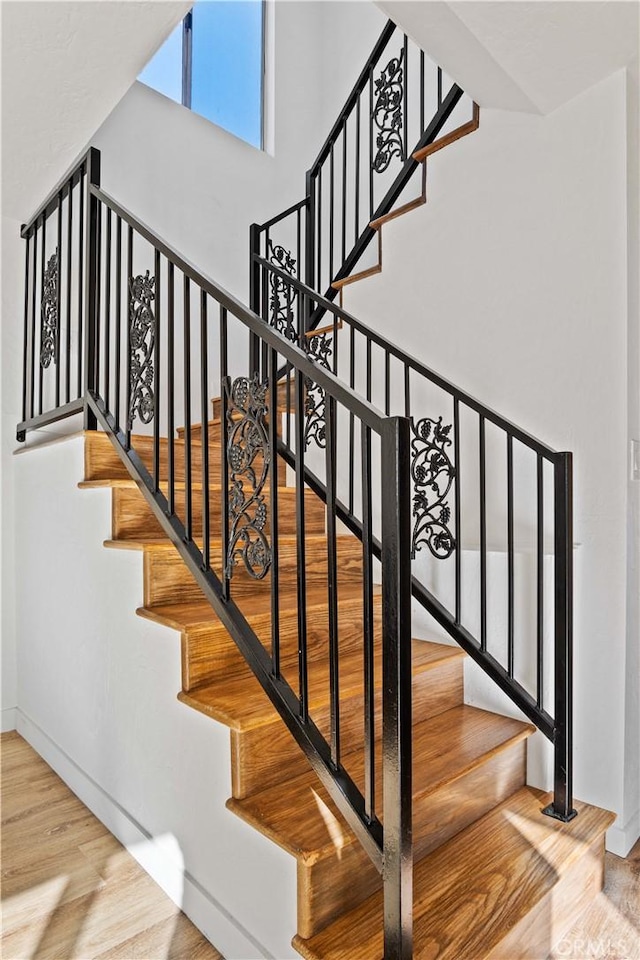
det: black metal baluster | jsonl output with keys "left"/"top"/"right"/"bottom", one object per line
{"left": 153, "top": 249, "right": 161, "bottom": 492}
{"left": 543, "top": 452, "right": 576, "bottom": 822}
{"left": 454, "top": 398, "right": 461, "bottom": 624}
{"left": 329, "top": 144, "right": 334, "bottom": 281}
{"left": 420, "top": 51, "right": 425, "bottom": 132}
{"left": 55, "top": 192, "right": 62, "bottom": 409}
{"left": 200, "top": 289, "right": 210, "bottom": 569}
{"left": 537, "top": 453, "right": 544, "bottom": 708}
{"left": 65, "top": 183, "right": 73, "bottom": 404}
{"left": 125, "top": 225, "right": 133, "bottom": 449}
{"left": 167, "top": 261, "right": 175, "bottom": 514}
{"left": 479, "top": 415, "right": 487, "bottom": 650}
{"left": 317, "top": 169, "right": 322, "bottom": 293}
{"left": 295, "top": 308, "right": 309, "bottom": 720}
{"left": 326, "top": 394, "right": 340, "bottom": 767}
{"left": 348, "top": 323, "right": 355, "bottom": 513}
{"left": 115, "top": 217, "right": 122, "bottom": 429}
{"left": 104, "top": 207, "right": 112, "bottom": 411}
{"left": 361, "top": 423, "right": 375, "bottom": 819}
{"left": 366, "top": 337, "right": 372, "bottom": 402}
{"left": 369, "top": 66, "right": 374, "bottom": 219}
{"left": 385, "top": 350, "right": 391, "bottom": 415}
{"left": 355, "top": 96, "right": 361, "bottom": 245}
{"left": 38, "top": 214, "right": 46, "bottom": 416}
{"left": 183, "top": 275, "right": 192, "bottom": 539}
{"left": 437, "top": 66, "right": 443, "bottom": 108}
{"left": 381, "top": 415, "right": 413, "bottom": 960}
{"left": 403, "top": 35, "right": 408, "bottom": 161}
{"left": 94, "top": 203, "right": 102, "bottom": 403}
{"left": 76, "top": 165, "right": 85, "bottom": 401}
{"left": 403, "top": 364, "right": 410, "bottom": 418}
{"left": 341, "top": 125, "right": 347, "bottom": 265}
{"left": 249, "top": 222, "right": 261, "bottom": 379}
{"left": 220, "top": 305, "right": 230, "bottom": 600}
{"left": 507, "top": 435, "right": 515, "bottom": 677}
{"left": 268, "top": 346, "right": 281, "bottom": 678}
{"left": 84, "top": 149, "right": 101, "bottom": 431}
{"left": 29, "top": 224, "right": 38, "bottom": 419}
{"left": 19, "top": 232, "right": 31, "bottom": 433}
{"left": 297, "top": 206, "right": 302, "bottom": 330}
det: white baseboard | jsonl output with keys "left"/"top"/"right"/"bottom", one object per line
{"left": 606, "top": 807, "right": 640, "bottom": 857}
{"left": 15, "top": 709, "right": 273, "bottom": 960}
{"left": 1, "top": 707, "right": 17, "bottom": 732}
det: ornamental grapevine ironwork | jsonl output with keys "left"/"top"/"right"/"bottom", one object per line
{"left": 40, "top": 249, "right": 59, "bottom": 368}
{"left": 411, "top": 415, "right": 456, "bottom": 559}
{"left": 127, "top": 271, "right": 156, "bottom": 430}
{"left": 225, "top": 374, "right": 272, "bottom": 580}
{"left": 268, "top": 242, "right": 298, "bottom": 341}
{"left": 303, "top": 332, "right": 332, "bottom": 450}
{"left": 372, "top": 49, "right": 405, "bottom": 173}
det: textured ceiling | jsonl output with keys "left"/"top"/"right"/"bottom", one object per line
{"left": 1, "top": 1, "right": 190, "bottom": 222}
{"left": 376, "top": 1, "right": 639, "bottom": 113}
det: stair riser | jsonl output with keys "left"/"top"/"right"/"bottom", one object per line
{"left": 211, "top": 381, "right": 294, "bottom": 420}
{"left": 112, "top": 487, "right": 325, "bottom": 541}
{"left": 181, "top": 603, "right": 383, "bottom": 692}
{"left": 231, "top": 656, "right": 464, "bottom": 798}
{"left": 85, "top": 434, "right": 286, "bottom": 484}
{"left": 177, "top": 414, "right": 284, "bottom": 445}
{"left": 143, "top": 541, "right": 363, "bottom": 607}
{"left": 181, "top": 628, "right": 249, "bottom": 690}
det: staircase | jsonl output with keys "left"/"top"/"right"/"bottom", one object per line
{"left": 79, "top": 417, "right": 612, "bottom": 960}
{"left": 15, "top": 16, "right": 616, "bottom": 960}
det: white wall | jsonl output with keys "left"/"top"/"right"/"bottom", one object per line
{"left": 342, "top": 67, "right": 637, "bottom": 852}
{"left": 13, "top": 437, "right": 297, "bottom": 959}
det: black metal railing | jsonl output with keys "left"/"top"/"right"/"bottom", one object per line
{"left": 17, "top": 148, "right": 417, "bottom": 956}
{"left": 249, "top": 18, "right": 468, "bottom": 353}
{"left": 251, "top": 253, "right": 577, "bottom": 826}
{"left": 17, "top": 149, "right": 95, "bottom": 441}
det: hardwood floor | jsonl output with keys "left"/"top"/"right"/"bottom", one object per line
{"left": 0, "top": 732, "right": 223, "bottom": 960}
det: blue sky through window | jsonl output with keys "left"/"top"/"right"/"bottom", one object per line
{"left": 138, "top": 2, "right": 263, "bottom": 149}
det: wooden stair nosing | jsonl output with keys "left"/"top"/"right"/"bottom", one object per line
{"left": 136, "top": 584, "right": 379, "bottom": 632}
{"left": 292, "top": 788, "right": 615, "bottom": 960}
{"left": 226, "top": 704, "right": 533, "bottom": 864}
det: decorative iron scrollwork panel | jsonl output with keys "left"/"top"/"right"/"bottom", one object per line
{"left": 225, "top": 374, "right": 272, "bottom": 581}
{"left": 268, "top": 242, "right": 298, "bottom": 341}
{"left": 411, "top": 415, "right": 456, "bottom": 559}
{"left": 40, "top": 249, "right": 59, "bottom": 368}
{"left": 372, "top": 50, "right": 405, "bottom": 174}
{"left": 303, "top": 332, "right": 332, "bottom": 450}
{"left": 128, "top": 271, "right": 156, "bottom": 430}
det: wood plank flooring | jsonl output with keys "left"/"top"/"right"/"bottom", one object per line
{"left": 0, "top": 732, "right": 223, "bottom": 960}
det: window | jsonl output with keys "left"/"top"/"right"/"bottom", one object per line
{"left": 138, "top": 2, "right": 264, "bottom": 149}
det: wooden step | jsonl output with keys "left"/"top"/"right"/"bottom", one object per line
{"left": 231, "top": 639, "right": 463, "bottom": 799}
{"left": 292, "top": 787, "right": 615, "bottom": 960}
{"left": 228, "top": 704, "right": 533, "bottom": 937}
{"left": 109, "top": 483, "right": 325, "bottom": 541}
{"left": 137, "top": 584, "right": 373, "bottom": 687}
{"left": 107, "top": 534, "right": 363, "bottom": 603}
{"left": 84, "top": 431, "right": 286, "bottom": 484}
{"left": 412, "top": 102, "right": 480, "bottom": 164}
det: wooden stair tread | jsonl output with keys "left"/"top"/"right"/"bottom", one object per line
{"left": 137, "top": 584, "right": 373, "bottom": 630}
{"left": 293, "top": 787, "right": 615, "bottom": 960}
{"left": 227, "top": 704, "right": 532, "bottom": 862}
{"left": 105, "top": 533, "right": 359, "bottom": 558}
{"left": 412, "top": 103, "right": 480, "bottom": 163}
{"left": 177, "top": 638, "right": 455, "bottom": 733}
